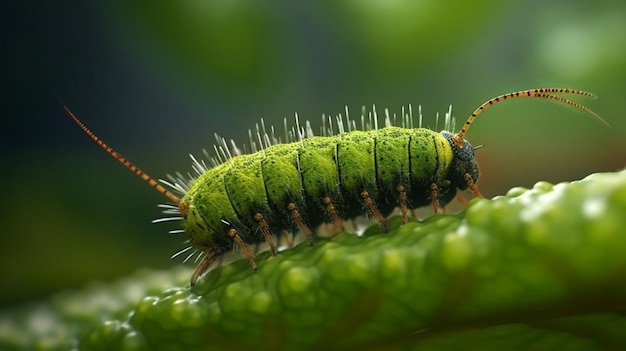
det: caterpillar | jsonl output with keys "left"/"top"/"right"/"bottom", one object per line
{"left": 63, "top": 88, "right": 606, "bottom": 286}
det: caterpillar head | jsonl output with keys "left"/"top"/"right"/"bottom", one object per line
{"left": 441, "top": 130, "right": 479, "bottom": 192}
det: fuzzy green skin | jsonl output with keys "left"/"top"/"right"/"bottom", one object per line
{"left": 298, "top": 135, "right": 343, "bottom": 204}
{"left": 181, "top": 127, "right": 457, "bottom": 252}
{"left": 336, "top": 130, "right": 378, "bottom": 216}
{"left": 182, "top": 163, "right": 233, "bottom": 247}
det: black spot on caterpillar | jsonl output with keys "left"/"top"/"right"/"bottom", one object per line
{"left": 63, "top": 88, "right": 607, "bottom": 286}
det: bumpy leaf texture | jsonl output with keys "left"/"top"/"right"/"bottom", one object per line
{"left": 1, "top": 170, "right": 626, "bottom": 351}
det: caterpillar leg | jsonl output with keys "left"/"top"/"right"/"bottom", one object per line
{"left": 228, "top": 228, "right": 258, "bottom": 270}
{"left": 254, "top": 213, "right": 279, "bottom": 256}
{"left": 463, "top": 173, "right": 483, "bottom": 198}
{"left": 430, "top": 183, "right": 442, "bottom": 214}
{"left": 279, "top": 229, "right": 294, "bottom": 248}
{"left": 396, "top": 184, "right": 409, "bottom": 224}
{"left": 287, "top": 203, "right": 314, "bottom": 245}
{"left": 411, "top": 208, "right": 419, "bottom": 220}
{"left": 361, "top": 190, "right": 388, "bottom": 232}
{"left": 322, "top": 196, "right": 344, "bottom": 233}
{"left": 190, "top": 247, "right": 218, "bottom": 287}
{"left": 455, "top": 191, "right": 469, "bottom": 206}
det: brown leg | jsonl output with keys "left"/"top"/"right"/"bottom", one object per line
{"left": 279, "top": 229, "right": 294, "bottom": 248}
{"left": 396, "top": 184, "right": 409, "bottom": 224}
{"left": 228, "top": 228, "right": 258, "bottom": 270}
{"left": 430, "top": 183, "right": 442, "bottom": 214}
{"left": 287, "top": 203, "right": 314, "bottom": 245}
{"left": 361, "top": 190, "right": 388, "bottom": 232}
{"left": 463, "top": 173, "right": 483, "bottom": 198}
{"left": 322, "top": 196, "right": 344, "bottom": 233}
{"left": 254, "top": 213, "right": 278, "bottom": 256}
{"left": 455, "top": 191, "right": 469, "bottom": 206}
{"left": 411, "top": 208, "right": 419, "bottom": 220}
{"left": 190, "top": 247, "right": 217, "bottom": 287}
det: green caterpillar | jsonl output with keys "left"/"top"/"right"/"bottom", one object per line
{"left": 64, "top": 88, "right": 606, "bottom": 286}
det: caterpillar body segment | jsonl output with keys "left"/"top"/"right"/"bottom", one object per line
{"left": 64, "top": 88, "right": 603, "bottom": 286}
{"left": 179, "top": 126, "right": 471, "bottom": 284}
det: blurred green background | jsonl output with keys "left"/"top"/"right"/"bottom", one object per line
{"left": 1, "top": 0, "right": 624, "bottom": 308}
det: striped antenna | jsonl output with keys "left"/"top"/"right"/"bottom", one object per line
{"left": 62, "top": 103, "right": 181, "bottom": 205}
{"left": 453, "top": 88, "right": 608, "bottom": 147}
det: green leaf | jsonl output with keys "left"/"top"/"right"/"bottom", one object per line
{"left": 2, "top": 170, "right": 626, "bottom": 351}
